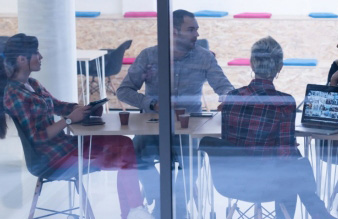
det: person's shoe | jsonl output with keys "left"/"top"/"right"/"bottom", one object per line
{"left": 127, "top": 206, "right": 154, "bottom": 219}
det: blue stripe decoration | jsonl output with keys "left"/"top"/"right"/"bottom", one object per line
{"left": 194, "top": 10, "right": 228, "bottom": 17}
{"left": 76, "top": 11, "right": 101, "bottom": 17}
{"left": 309, "top": 13, "right": 338, "bottom": 18}
{"left": 283, "top": 59, "right": 317, "bottom": 66}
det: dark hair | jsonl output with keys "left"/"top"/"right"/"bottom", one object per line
{"left": 173, "top": 9, "right": 195, "bottom": 30}
{"left": 4, "top": 33, "right": 38, "bottom": 79}
{"left": 0, "top": 33, "right": 38, "bottom": 139}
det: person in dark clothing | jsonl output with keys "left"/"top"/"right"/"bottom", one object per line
{"left": 327, "top": 60, "right": 338, "bottom": 85}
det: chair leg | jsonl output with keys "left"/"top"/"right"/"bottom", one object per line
{"left": 90, "top": 76, "right": 100, "bottom": 95}
{"left": 108, "top": 76, "right": 126, "bottom": 111}
{"left": 107, "top": 76, "right": 117, "bottom": 95}
{"left": 78, "top": 74, "right": 86, "bottom": 104}
{"left": 279, "top": 203, "right": 292, "bottom": 219}
{"left": 68, "top": 180, "right": 74, "bottom": 216}
{"left": 329, "top": 182, "right": 338, "bottom": 209}
{"left": 74, "top": 179, "right": 95, "bottom": 219}
{"left": 29, "top": 178, "right": 43, "bottom": 219}
{"left": 226, "top": 203, "right": 236, "bottom": 219}
{"left": 254, "top": 203, "right": 262, "bottom": 219}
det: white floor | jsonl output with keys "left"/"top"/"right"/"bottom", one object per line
{"left": 0, "top": 118, "right": 337, "bottom": 219}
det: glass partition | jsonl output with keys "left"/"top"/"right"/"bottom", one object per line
{"left": 0, "top": 0, "right": 338, "bottom": 219}
{"left": 163, "top": 1, "right": 338, "bottom": 219}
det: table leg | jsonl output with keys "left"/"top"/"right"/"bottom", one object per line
{"left": 101, "top": 55, "right": 108, "bottom": 113}
{"left": 78, "top": 135, "right": 84, "bottom": 219}
{"left": 327, "top": 140, "right": 332, "bottom": 210}
{"left": 189, "top": 135, "right": 194, "bottom": 218}
{"left": 79, "top": 61, "right": 85, "bottom": 104}
{"left": 84, "top": 136, "right": 93, "bottom": 218}
{"left": 210, "top": 165, "right": 214, "bottom": 219}
{"left": 315, "top": 139, "right": 322, "bottom": 197}
{"left": 304, "top": 136, "right": 309, "bottom": 158}
{"left": 179, "top": 135, "right": 189, "bottom": 219}
{"left": 95, "top": 59, "right": 103, "bottom": 100}
{"left": 197, "top": 138, "right": 202, "bottom": 219}
{"left": 85, "top": 61, "right": 90, "bottom": 105}
{"left": 304, "top": 137, "right": 310, "bottom": 219}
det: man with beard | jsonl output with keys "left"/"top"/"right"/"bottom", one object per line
{"left": 117, "top": 9, "right": 234, "bottom": 218}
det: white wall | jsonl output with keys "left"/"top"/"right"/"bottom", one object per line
{"left": 172, "top": 0, "right": 338, "bottom": 15}
{"left": 0, "top": 0, "right": 122, "bottom": 14}
{"left": 75, "top": 0, "right": 122, "bottom": 14}
{"left": 0, "top": 0, "right": 18, "bottom": 13}
{"left": 309, "top": 0, "right": 338, "bottom": 13}
{"left": 122, "top": 0, "right": 156, "bottom": 13}
{"left": 1, "top": 0, "right": 338, "bottom": 15}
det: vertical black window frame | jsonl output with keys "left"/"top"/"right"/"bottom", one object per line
{"left": 157, "top": 0, "right": 174, "bottom": 219}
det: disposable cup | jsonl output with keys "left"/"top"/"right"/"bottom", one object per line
{"left": 175, "top": 108, "right": 186, "bottom": 121}
{"left": 119, "top": 112, "right": 130, "bottom": 125}
{"left": 179, "top": 114, "right": 190, "bottom": 128}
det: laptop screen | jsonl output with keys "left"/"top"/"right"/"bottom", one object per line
{"left": 302, "top": 84, "right": 338, "bottom": 125}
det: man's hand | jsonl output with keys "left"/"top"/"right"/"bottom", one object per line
{"left": 330, "top": 70, "right": 338, "bottom": 86}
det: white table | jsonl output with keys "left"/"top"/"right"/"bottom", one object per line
{"left": 69, "top": 112, "right": 212, "bottom": 219}
{"left": 77, "top": 50, "right": 108, "bottom": 105}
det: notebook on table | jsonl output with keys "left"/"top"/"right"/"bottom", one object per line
{"left": 81, "top": 98, "right": 109, "bottom": 126}
{"left": 82, "top": 117, "right": 105, "bottom": 126}
{"left": 297, "top": 84, "right": 338, "bottom": 135}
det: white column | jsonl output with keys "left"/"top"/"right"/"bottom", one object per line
{"left": 17, "top": 0, "right": 78, "bottom": 103}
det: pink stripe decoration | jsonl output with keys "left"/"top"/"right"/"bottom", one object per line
{"left": 122, "top": 57, "right": 136, "bottom": 64}
{"left": 124, "top": 11, "right": 157, "bottom": 18}
{"left": 234, "top": 13, "right": 272, "bottom": 18}
{"left": 227, "top": 58, "right": 250, "bottom": 66}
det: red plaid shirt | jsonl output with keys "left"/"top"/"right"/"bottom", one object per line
{"left": 4, "top": 78, "right": 77, "bottom": 165}
{"left": 222, "top": 79, "right": 298, "bottom": 157}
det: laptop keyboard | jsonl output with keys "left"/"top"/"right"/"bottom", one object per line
{"left": 301, "top": 124, "right": 338, "bottom": 131}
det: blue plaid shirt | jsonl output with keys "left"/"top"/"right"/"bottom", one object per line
{"left": 117, "top": 45, "right": 234, "bottom": 113}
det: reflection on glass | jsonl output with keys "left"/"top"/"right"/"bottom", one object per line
{"left": 1, "top": 33, "right": 154, "bottom": 219}
{"left": 199, "top": 37, "right": 336, "bottom": 219}
{"left": 118, "top": 8, "right": 235, "bottom": 218}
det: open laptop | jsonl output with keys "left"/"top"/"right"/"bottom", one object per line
{"left": 297, "top": 84, "right": 338, "bottom": 135}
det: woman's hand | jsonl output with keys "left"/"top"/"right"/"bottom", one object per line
{"left": 330, "top": 70, "right": 338, "bottom": 86}
{"left": 68, "top": 106, "right": 92, "bottom": 123}
{"left": 91, "top": 105, "right": 103, "bottom": 117}
{"left": 46, "top": 105, "right": 91, "bottom": 140}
